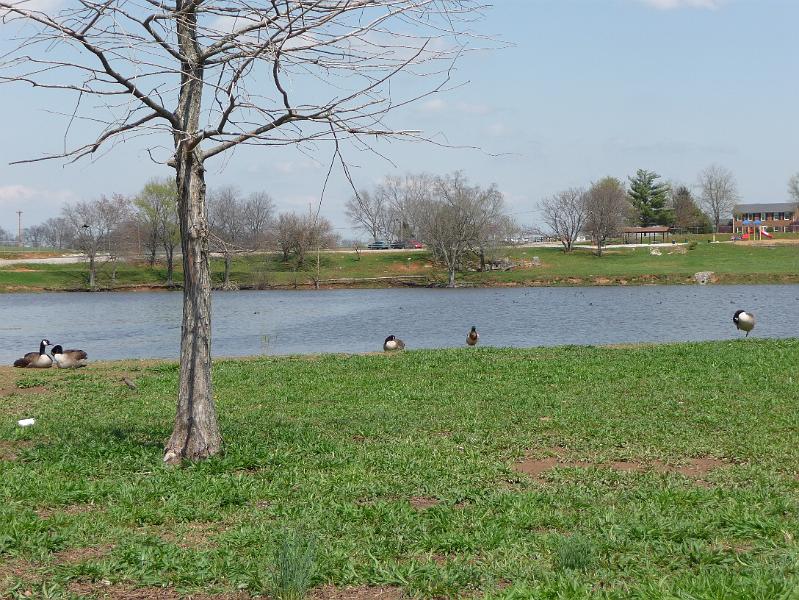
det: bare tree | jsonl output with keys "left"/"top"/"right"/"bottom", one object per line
{"left": 275, "top": 212, "right": 299, "bottom": 263}
{"left": 242, "top": 192, "right": 274, "bottom": 250}
{"left": 540, "top": 188, "right": 588, "bottom": 252}
{"left": 39, "top": 217, "right": 74, "bottom": 250}
{"left": 415, "top": 172, "right": 506, "bottom": 287}
{"left": 0, "top": 226, "right": 10, "bottom": 244}
{"left": 63, "top": 195, "right": 130, "bottom": 288}
{"left": 136, "top": 179, "right": 180, "bottom": 285}
{"left": 697, "top": 165, "right": 739, "bottom": 232}
{"left": 584, "top": 177, "right": 628, "bottom": 257}
{"left": 208, "top": 186, "right": 245, "bottom": 289}
{"left": 0, "top": 0, "right": 485, "bottom": 463}
{"left": 346, "top": 189, "right": 389, "bottom": 242}
{"left": 788, "top": 173, "right": 799, "bottom": 203}
{"left": 26, "top": 224, "right": 47, "bottom": 247}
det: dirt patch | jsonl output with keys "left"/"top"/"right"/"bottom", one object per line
{"left": 159, "top": 521, "right": 227, "bottom": 549}
{"left": 55, "top": 545, "right": 114, "bottom": 565}
{"left": 512, "top": 448, "right": 588, "bottom": 480}
{"left": 514, "top": 450, "right": 728, "bottom": 484}
{"left": 310, "top": 586, "right": 404, "bottom": 600}
{"left": 593, "top": 277, "right": 613, "bottom": 285}
{"left": 0, "top": 384, "right": 48, "bottom": 398}
{"left": 604, "top": 461, "right": 647, "bottom": 473}
{"left": 0, "top": 439, "right": 33, "bottom": 461}
{"left": 67, "top": 582, "right": 250, "bottom": 599}
{"left": 35, "top": 503, "right": 101, "bottom": 520}
{"left": 409, "top": 496, "right": 439, "bottom": 510}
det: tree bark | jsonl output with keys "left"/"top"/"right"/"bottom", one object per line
{"left": 88, "top": 255, "right": 97, "bottom": 290}
{"left": 165, "top": 244, "right": 174, "bottom": 287}
{"left": 223, "top": 252, "right": 231, "bottom": 287}
{"left": 164, "top": 1, "right": 221, "bottom": 465}
{"left": 447, "top": 266, "right": 456, "bottom": 287}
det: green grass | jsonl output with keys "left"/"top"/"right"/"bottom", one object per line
{"left": 2, "top": 340, "right": 799, "bottom": 598}
{"left": 1, "top": 241, "right": 799, "bottom": 292}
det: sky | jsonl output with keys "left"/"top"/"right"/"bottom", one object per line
{"left": 1, "top": 0, "right": 798, "bottom": 238}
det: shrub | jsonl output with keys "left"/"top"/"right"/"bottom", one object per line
{"left": 267, "top": 529, "right": 316, "bottom": 600}
{"left": 553, "top": 534, "right": 597, "bottom": 572}
{"left": 688, "top": 241, "right": 698, "bottom": 250}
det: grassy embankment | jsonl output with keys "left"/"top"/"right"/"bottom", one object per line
{"left": 2, "top": 340, "right": 799, "bottom": 598}
{"left": 2, "top": 239, "right": 799, "bottom": 292}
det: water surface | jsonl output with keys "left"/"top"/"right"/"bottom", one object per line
{"left": 1, "top": 285, "right": 797, "bottom": 361}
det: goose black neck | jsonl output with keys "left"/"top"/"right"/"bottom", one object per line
{"left": 39, "top": 341, "right": 46, "bottom": 355}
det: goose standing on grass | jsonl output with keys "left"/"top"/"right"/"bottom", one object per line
{"left": 466, "top": 326, "right": 479, "bottom": 346}
{"left": 51, "top": 345, "right": 88, "bottom": 368}
{"left": 13, "top": 339, "right": 53, "bottom": 368}
{"left": 383, "top": 335, "right": 405, "bottom": 352}
{"left": 733, "top": 310, "right": 755, "bottom": 337}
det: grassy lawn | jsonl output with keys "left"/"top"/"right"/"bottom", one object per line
{"left": 1, "top": 241, "right": 798, "bottom": 291}
{"left": 2, "top": 340, "right": 798, "bottom": 598}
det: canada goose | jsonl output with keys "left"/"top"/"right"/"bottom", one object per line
{"left": 13, "top": 339, "right": 53, "bottom": 368}
{"left": 466, "top": 326, "right": 479, "bottom": 346}
{"left": 733, "top": 310, "right": 755, "bottom": 337}
{"left": 51, "top": 345, "right": 88, "bottom": 368}
{"left": 383, "top": 335, "right": 405, "bottom": 352}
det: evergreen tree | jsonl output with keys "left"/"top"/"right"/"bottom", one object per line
{"left": 627, "top": 169, "right": 672, "bottom": 227}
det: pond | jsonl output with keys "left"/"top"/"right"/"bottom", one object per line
{"left": 1, "top": 285, "right": 797, "bottom": 362}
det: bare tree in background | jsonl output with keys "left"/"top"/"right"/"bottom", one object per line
{"left": 208, "top": 186, "right": 245, "bottom": 289}
{"left": 0, "top": 0, "right": 486, "bottom": 463}
{"left": 788, "top": 173, "right": 799, "bottom": 203}
{"left": 63, "top": 195, "right": 130, "bottom": 288}
{"left": 584, "top": 177, "right": 628, "bottom": 257}
{"left": 136, "top": 179, "right": 180, "bottom": 286}
{"left": 415, "top": 172, "right": 505, "bottom": 287}
{"left": 275, "top": 213, "right": 300, "bottom": 263}
{"left": 0, "top": 226, "right": 10, "bottom": 244}
{"left": 40, "top": 217, "right": 73, "bottom": 249}
{"left": 346, "top": 189, "right": 389, "bottom": 242}
{"left": 380, "top": 173, "right": 434, "bottom": 242}
{"left": 540, "top": 188, "right": 587, "bottom": 252}
{"left": 242, "top": 192, "right": 274, "bottom": 250}
{"left": 26, "top": 224, "right": 46, "bottom": 247}
{"left": 697, "top": 165, "right": 739, "bottom": 232}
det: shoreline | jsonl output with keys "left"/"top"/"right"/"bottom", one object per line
{"left": 2, "top": 271, "right": 799, "bottom": 293}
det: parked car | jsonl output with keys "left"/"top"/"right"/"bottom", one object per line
{"left": 367, "top": 240, "right": 390, "bottom": 250}
{"left": 389, "top": 241, "right": 405, "bottom": 249}
{"left": 404, "top": 239, "right": 423, "bottom": 249}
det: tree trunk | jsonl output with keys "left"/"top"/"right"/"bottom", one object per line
{"left": 596, "top": 238, "right": 603, "bottom": 257}
{"left": 479, "top": 245, "right": 485, "bottom": 272}
{"left": 165, "top": 149, "right": 221, "bottom": 465}
{"left": 224, "top": 253, "right": 231, "bottom": 287}
{"left": 164, "top": 2, "right": 221, "bottom": 465}
{"left": 447, "top": 265, "right": 456, "bottom": 288}
{"left": 165, "top": 244, "right": 174, "bottom": 287}
{"left": 88, "top": 255, "right": 97, "bottom": 290}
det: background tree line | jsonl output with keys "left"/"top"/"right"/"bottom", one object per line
{"left": 537, "top": 164, "right": 793, "bottom": 255}
{"left": 346, "top": 171, "right": 518, "bottom": 287}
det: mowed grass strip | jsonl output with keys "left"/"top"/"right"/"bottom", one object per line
{"left": 1, "top": 341, "right": 798, "bottom": 598}
{"left": 2, "top": 241, "right": 799, "bottom": 291}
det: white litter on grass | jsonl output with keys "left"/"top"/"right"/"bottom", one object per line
{"left": 17, "top": 418, "right": 35, "bottom": 427}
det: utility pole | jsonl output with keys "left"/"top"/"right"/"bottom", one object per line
{"left": 16, "top": 211, "right": 22, "bottom": 247}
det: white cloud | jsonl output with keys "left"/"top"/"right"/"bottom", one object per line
{"left": 637, "top": 0, "right": 725, "bottom": 9}
{"left": 0, "top": 185, "right": 76, "bottom": 231}
{"left": 420, "top": 98, "right": 447, "bottom": 113}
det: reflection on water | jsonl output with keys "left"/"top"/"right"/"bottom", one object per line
{"left": 1, "top": 285, "right": 797, "bottom": 361}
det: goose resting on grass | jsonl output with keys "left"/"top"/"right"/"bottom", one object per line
{"left": 383, "top": 335, "right": 405, "bottom": 352}
{"left": 51, "top": 345, "right": 88, "bottom": 368}
{"left": 13, "top": 339, "right": 52, "bottom": 368}
{"left": 733, "top": 310, "right": 755, "bottom": 337}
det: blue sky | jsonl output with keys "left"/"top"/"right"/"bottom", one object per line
{"left": 1, "top": 0, "right": 797, "bottom": 237}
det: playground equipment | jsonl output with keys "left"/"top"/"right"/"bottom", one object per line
{"left": 760, "top": 226, "right": 773, "bottom": 239}
{"left": 740, "top": 218, "right": 764, "bottom": 241}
